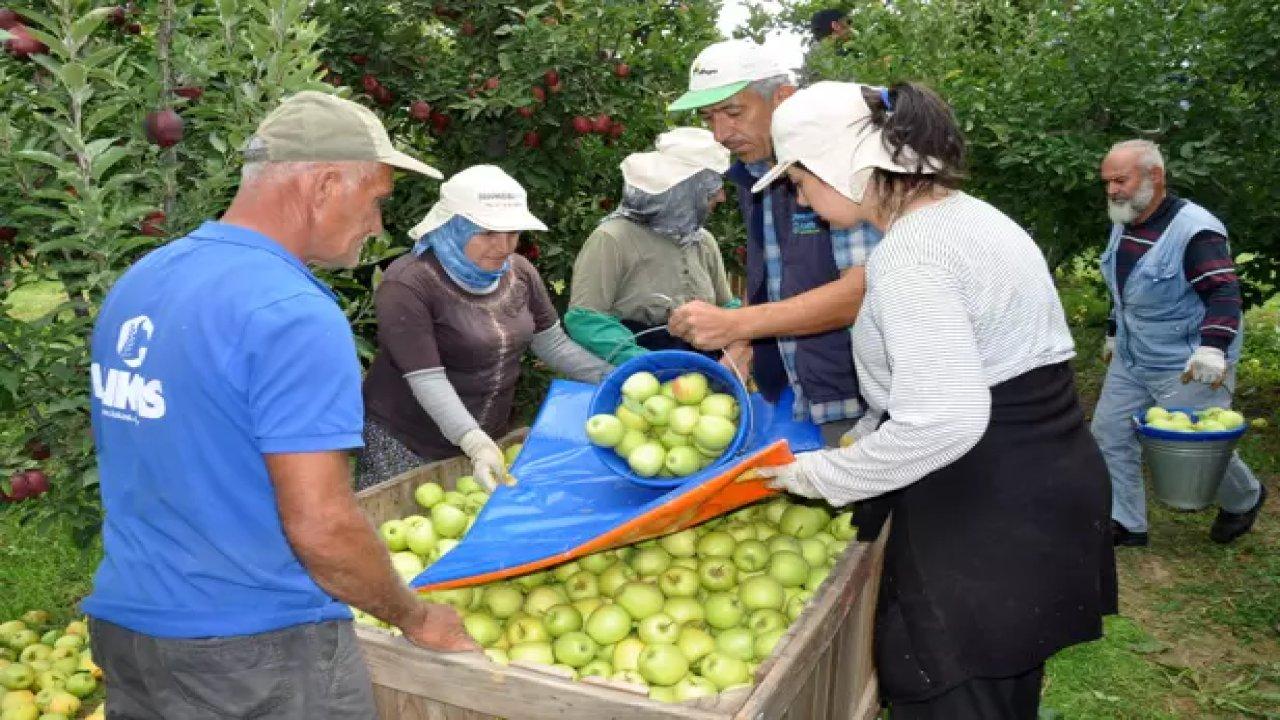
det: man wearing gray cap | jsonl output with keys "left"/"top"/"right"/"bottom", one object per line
{"left": 84, "top": 91, "right": 476, "bottom": 719}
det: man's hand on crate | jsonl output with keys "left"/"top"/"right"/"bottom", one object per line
{"left": 401, "top": 602, "right": 482, "bottom": 653}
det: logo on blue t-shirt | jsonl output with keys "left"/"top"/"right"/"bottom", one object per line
{"left": 92, "top": 314, "right": 166, "bottom": 422}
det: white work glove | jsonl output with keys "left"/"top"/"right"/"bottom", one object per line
{"left": 1102, "top": 336, "right": 1115, "bottom": 365}
{"left": 1182, "top": 346, "right": 1227, "bottom": 388}
{"left": 754, "top": 455, "right": 824, "bottom": 500}
{"left": 458, "top": 429, "right": 512, "bottom": 491}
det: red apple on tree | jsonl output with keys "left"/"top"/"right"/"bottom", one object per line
{"left": 614, "top": 63, "right": 631, "bottom": 78}
{"left": 107, "top": 6, "right": 127, "bottom": 27}
{"left": 522, "top": 130, "right": 541, "bottom": 149}
{"left": 125, "top": 22, "right": 141, "bottom": 34}
{"left": 24, "top": 438, "right": 50, "bottom": 461}
{"left": 0, "top": 9, "right": 24, "bottom": 29}
{"left": 430, "top": 111, "right": 451, "bottom": 133}
{"left": 516, "top": 105, "right": 535, "bottom": 118}
{"left": 483, "top": 76, "right": 500, "bottom": 91}
{"left": 23, "top": 469, "right": 48, "bottom": 497}
{"left": 6, "top": 25, "right": 47, "bottom": 59}
{"left": 373, "top": 85, "right": 394, "bottom": 106}
{"left": 531, "top": 85, "right": 546, "bottom": 103}
{"left": 608, "top": 122, "right": 625, "bottom": 140}
{"left": 349, "top": 53, "right": 368, "bottom": 65}
{"left": 0, "top": 226, "right": 16, "bottom": 242}
{"left": 140, "top": 210, "right": 166, "bottom": 237}
{"left": 571, "top": 115, "right": 593, "bottom": 135}
{"left": 543, "top": 69, "right": 560, "bottom": 87}
{"left": 460, "top": 20, "right": 476, "bottom": 36}
{"left": 143, "top": 109, "right": 184, "bottom": 148}
{"left": 361, "top": 73, "right": 380, "bottom": 93}
{"left": 8, "top": 471, "right": 30, "bottom": 500}
{"left": 410, "top": 100, "right": 432, "bottom": 121}
{"left": 174, "top": 86, "right": 204, "bottom": 101}
{"left": 592, "top": 113, "right": 612, "bottom": 134}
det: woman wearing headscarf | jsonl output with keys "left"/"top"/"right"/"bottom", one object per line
{"left": 750, "top": 82, "right": 1116, "bottom": 719}
{"left": 565, "top": 128, "right": 739, "bottom": 364}
{"left": 359, "top": 165, "right": 612, "bottom": 490}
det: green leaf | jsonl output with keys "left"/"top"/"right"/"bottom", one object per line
{"left": 71, "top": 8, "right": 115, "bottom": 47}
{"left": 14, "top": 149, "right": 75, "bottom": 173}
{"left": 90, "top": 146, "right": 131, "bottom": 180}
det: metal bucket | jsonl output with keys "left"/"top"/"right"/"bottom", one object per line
{"left": 1133, "top": 409, "right": 1246, "bottom": 511}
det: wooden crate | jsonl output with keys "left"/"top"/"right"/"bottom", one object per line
{"left": 354, "top": 429, "right": 886, "bottom": 720}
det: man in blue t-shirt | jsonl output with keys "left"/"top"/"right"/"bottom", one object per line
{"left": 86, "top": 92, "right": 477, "bottom": 719}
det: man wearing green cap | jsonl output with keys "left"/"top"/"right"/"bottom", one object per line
{"left": 668, "top": 40, "right": 881, "bottom": 447}
{"left": 84, "top": 91, "right": 476, "bottom": 719}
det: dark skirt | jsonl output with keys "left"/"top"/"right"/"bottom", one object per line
{"left": 858, "top": 362, "right": 1117, "bottom": 705}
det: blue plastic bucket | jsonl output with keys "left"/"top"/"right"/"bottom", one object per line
{"left": 589, "top": 350, "right": 752, "bottom": 488}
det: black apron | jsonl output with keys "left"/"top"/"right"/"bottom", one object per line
{"left": 854, "top": 362, "right": 1117, "bottom": 704}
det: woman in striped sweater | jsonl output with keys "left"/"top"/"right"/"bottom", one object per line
{"left": 752, "top": 81, "right": 1117, "bottom": 719}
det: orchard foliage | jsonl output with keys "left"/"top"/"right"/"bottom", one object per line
{"left": 0, "top": 0, "right": 725, "bottom": 537}
{"left": 771, "top": 0, "right": 1280, "bottom": 299}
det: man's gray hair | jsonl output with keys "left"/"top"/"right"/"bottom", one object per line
{"left": 1109, "top": 139, "right": 1165, "bottom": 172}
{"left": 747, "top": 74, "right": 793, "bottom": 101}
{"left": 240, "top": 135, "right": 380, "bottom": 186}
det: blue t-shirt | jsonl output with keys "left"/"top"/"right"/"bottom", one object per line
{"left": 83, "top": 221, "right": 363, "bottom": 638}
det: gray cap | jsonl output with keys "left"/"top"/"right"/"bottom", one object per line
{"left": 246, "top": 91, "right": 442, "bottom": 179}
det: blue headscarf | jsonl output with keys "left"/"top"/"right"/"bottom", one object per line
{"left": 412, "top": 215, "right": 510, "bottom": 294}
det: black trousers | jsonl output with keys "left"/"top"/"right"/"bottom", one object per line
{"left": 889, "top": 665, "right": 1044, "bottom": 719}
{"left": 90, "top": 618, "right": 376, "bottom": 720}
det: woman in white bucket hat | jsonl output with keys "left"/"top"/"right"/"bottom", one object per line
{"left": 752, "top": 81, "right": 1116, "bottom": 719}
{"left": 564, "top": 127, "right": 739, "bottom": 362}
{"left": 359, "top": 165, "right": 612, "bottom": 490}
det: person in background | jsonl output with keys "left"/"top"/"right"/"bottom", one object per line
{"left": 811, "top": 8, "right": 851, "bottom": 45}
{"left": 1092, "top": 139, "right": 1265, "bottom": 547}
{"left": 359, "top": 165, "right": 612, "bottom": 490}
{"left": 751, "top": 80, "right": 1116, "bottom": 719}
{"left": 566, "top": 127, "right": 738, "bottom": 364}
{"left": 666, "top": 39, "right": 883, "bottom": 447}
{"left": 85, "top": 91, "right": 477, "bottom": 720}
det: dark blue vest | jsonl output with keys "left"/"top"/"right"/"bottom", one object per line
{"left": 726, "top": 162, "right": 859, "bottom": 406}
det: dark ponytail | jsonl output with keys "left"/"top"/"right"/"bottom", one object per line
{"left": 859, "top": 82, "right": 967, "bottom": 220}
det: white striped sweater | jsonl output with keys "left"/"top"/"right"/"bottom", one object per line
{"left": 799, "top": 191, "right": 1077, "bottom": 506}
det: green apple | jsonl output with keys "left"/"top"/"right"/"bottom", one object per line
{"left": 508, "top": 641, "right": 555, "bottom": 666}
{"left": 662, "top": 379, "right": 677, "bottom": 400}
{"left": 631, "top": 547, "right": 672, "bottom": 577}
{"left": 433, "top": 538, "right": 459, "bottom": 559}
{"left": 698, "top": 558, "right": 738, "bottom": 592}
{"left": 404, "top": 521, "right": 437, "bottom": 556}
{"left": 579, "top": 551, "right": 614, "bottom": 574}
{"left": 523, "top": 586, "right": 569, "bottom": 616}
{"left": 0, "top": 663, "right": 34, "bottom": 690}
{"left": 754, "top": 629, "right": 786, "bottom": 660}
{"left": 806, "top": 566, "right": 831, "bottom": 591}
{"left": 693, "top": 415, "right": 736, "bottom": 452}
{"left": 668, "top": 405, "right": 701, "bottom": 435}
{"left": 725, "top": 523, "right": 755, "bottom": 542}
{"left": 610, "top": 669, "right": 647, "bottom": 686}
{"left": 551, "top": 561, "right": 582, "bottom": 583}
{"left": 638, "top": 643, "right": 689, "bottom": 686}
{"left": 637, "top": 613, "right": 681, "bottom": 645}
{"left": 797, "top": 538, "right": 828, "bottom": 569}
{"left": 505, "top": 616, "right": 549, "bottom": 645}
{"left": 649, "top": 685, "right": 678, "bottom": 703}
{"left": 658, "top": 529, "right": 697, "bottom": 558}
{"left": 671, "top": 372, "right": 710, "bottom": 406}
{"left": 696, "top": 531, "right": 736, "bottom": 558}
{"left": 565, "top": 571, "right": 601, "bottom": 601}
{"left": 379, "top": 519, "right": 409, "bottom": 552}
{"left": 16, "top": 647, "right": 48, "bottom": 666}
{"left": 614, "top": 429, "right": 648, "bottom": 459}
{"left": 551, "top": 631, "right": 598, "bottom": 668}
{"left": 35, "top": 669, "right": 66, "bottom": 692}
{"left": 621, "top": 371, "right": 662, "bottom": 404}
{"left": 674, "top": 674, "right": 718, "bottom": 701}
{"left": 389, "top": 552, "right": 424, "bottom": 581}
{"left": 455, "top": 475, "right": 482, "bottom": 495}
{"left": 462, "top": 612, "right": 503, "bottom": 647}
{"left": 611, "top": 637, "right": 646, "bottom": 671}
{"left": 676, "top": 626, "right": 716, "bottom": 664}
{"left": 615, "top": 405, "right": 650, "bottom": 434}
{"left": 543, "top": 605, "right": 583, "bottom": 638}
{"left": 627, "top": 442, "right": 667, "bottom": 478}
{"left": 1218, "top": 410, "right": 1246, "bottom": 429}
{"left": 615, "top": 583, "right": 665, "bottom": 620}
{"left": 657, "top": 567, "right": 699, "bottom": 598}
{"left": 572, "top": 598, "right": 605, "bottom": 619}
{"left": 663, "top": 446, "right": 702, "bottom": 476}
{"left": 424, "top": 587, "right": 474, "bottom": 612}
{"left": 413, "top": 482, "right": 445, "bottom": 509}
{"left": 767, "top": 535, "right": 802, "bottom": 555}
{"left": 747, "top": 609, "right": 788, "bottom": 635}
{"left": 732, "top": 540, "right": 769, "bottom": 573}
{"left": 430, "top": 503, "right": 469, "bottom": 539}
{"left": 584, "top": 605, "right": 632, "bottom": 645}
{"left": 484, "top": 647, "right": 509, "bottom": 665}
{"left": 1197, "top": 419, "right": 1228, "bottom": 432}
{"left": 715, "top": 627, "right": 756, "bottom": 662}
{"left": 641, "top": 395, "right": 677, "bottom": 428}
{"left": 700, "top": 393, "right": 740, "bottom": 421}
{"left": 599, "top": 564, "right": 638, "bottom": 597}
{"left": 739, "top": 576, "right": 785, "bottom": 612}
{"left": 482, "top": 585, "right": 523, "bottom": 619}
{"left": 703, "top": 592, "right": 745, "bottom": 630}
{"left": 828, "top": 511, "right": 857, "bottom": 541}
{"left": 779, "top": 506, "right": 824, "bottom": 538}
{"left": 658, "top": 429, "right": 692, "bottom": 451}
{"left": 579, "top": 659, "right": 612, "bottom": 679}
{"left": 585, "top": 414, "right": 626, "bottom": 447}
{"left": 503, "top": 443, "right": 523, "bottom": 466}
{"left": 663, "top": 598, "right": 705, "bottom": 627}
{"left": 786, "top": 593, "right": 810, "bottom": 621}
{"left": 7, "top": 632, "right": 38, "bottom": 654}
{"left": 699, "top": 651, "right": 750, "bottom": 690}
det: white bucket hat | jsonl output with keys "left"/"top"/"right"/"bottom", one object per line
{"left": 668, "top": 39, "right": 789, "bottom": 112}
{"left": 409, "top": 165, "right": 548, "bottom": 238}
{"left": 750, "top": 81, "right": 939, "bottom": 201}
{"left": 620, "top": 127, "right": 730, "bottom": 195}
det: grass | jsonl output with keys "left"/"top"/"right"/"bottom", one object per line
{"left": 2, "top": 276, "right": 1278, "bottom": 718}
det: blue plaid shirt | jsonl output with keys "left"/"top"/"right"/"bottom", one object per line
{"left": 752, "top": 164, "right": 881, "bottom": 424}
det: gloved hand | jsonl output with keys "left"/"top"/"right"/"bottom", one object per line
{"left": 459, "top": 429, "right": 513, "bottom": 491}
{"left": 1102, "top": 336, "right": 1116, "bottom": 365}
{"left": 754, "top": 455, "right": 824, "bottom": 500}
{"left": 1182, "top": 346, "right": 1227, "bottom": 388}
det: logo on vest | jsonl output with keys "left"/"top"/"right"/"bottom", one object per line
{"left": 93, "top": 315, "right": 165, "bottom": 422}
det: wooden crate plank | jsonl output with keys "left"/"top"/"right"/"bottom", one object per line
{"left": 359, "top": 628, "right": 724, "bottom": 720}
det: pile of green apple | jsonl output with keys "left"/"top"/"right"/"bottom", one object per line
{"left": 363, "top": 479, "right": 857, "bottom": 704}
{"left": 586, "top": 371, "right": 741, "bottom": 478}
{"left": 1142, "top": 406, "right": 1247, "bottom": 433}
{"left": 0, "top": 611, "right": 105, "bottom": 720}
{"left": 368, "top": 474, "right": 497, "bottom": 588}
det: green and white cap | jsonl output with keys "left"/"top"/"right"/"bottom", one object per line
{"left": 668, "top": 39, "right": 788, "bottom": 112}
{"left": 246, "top": 91, "right": 442, "bottom": 179}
